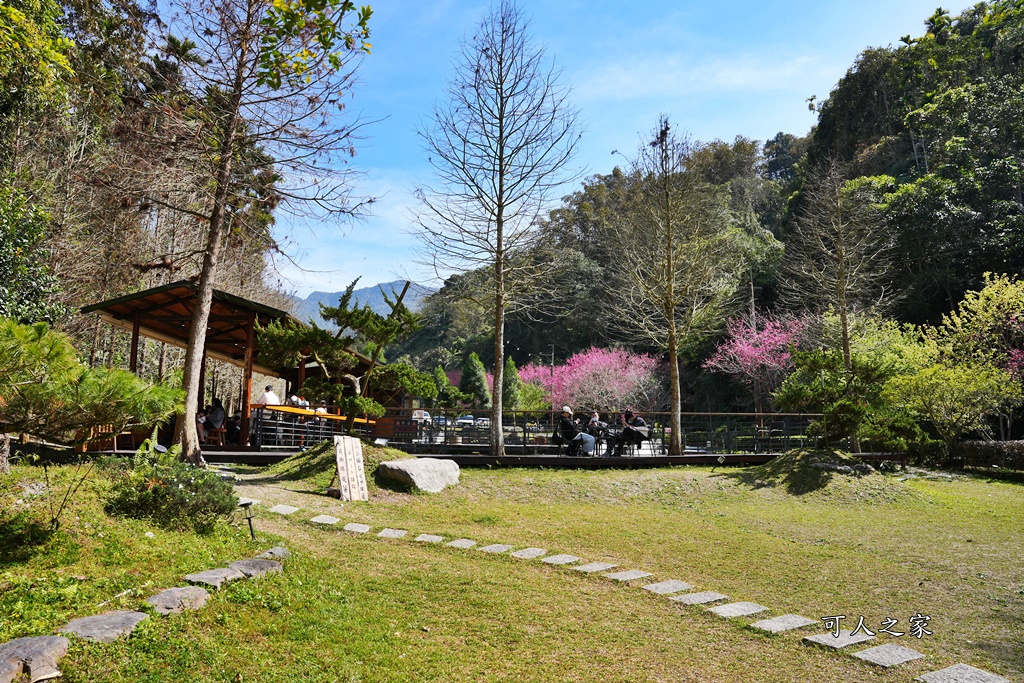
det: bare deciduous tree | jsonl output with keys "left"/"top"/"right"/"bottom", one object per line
{"left": 415, "top": 0, "right": 580, "bottom": 456}
{"left": 781, "top": 161, "right": 897, "bottom": 378}
{"left": 613, "top": 117, "right": 762, "bottom": 454}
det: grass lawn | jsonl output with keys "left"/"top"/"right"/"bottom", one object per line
{"left": 2, "top": 445, "right": 1021, "bottom": 682}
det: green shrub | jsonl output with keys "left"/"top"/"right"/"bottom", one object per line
{"left": 104, "top": 435, "right": 237, "bottom": 533}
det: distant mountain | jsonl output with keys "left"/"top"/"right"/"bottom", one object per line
{"left": 290, "top": 280, "right": 436, "bottom": 328}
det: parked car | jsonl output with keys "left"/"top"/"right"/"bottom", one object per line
{"left": 455, "top": 415, "right": 475, "bottom": 427}
{"left": 475, "top": 417, "right": 491, "bottom": 428}
{"left": 433, "top": 415, "right": 448, "bottom": 427}
{"left": 411, "top": 410, "right": 431, "bottom": 423}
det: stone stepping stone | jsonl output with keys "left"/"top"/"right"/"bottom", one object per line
{"left": 708, "top": 601, "right": 769, "bottom": 618}
{"left": 309, "top": 515, "right": 340, "bottom": 525}
{"left": 268, "top": 504, "right": 299, "bottom": 515}
{"left": 60, "top": 610, "right": 148, "bottom": 643}
{"left": 185, "top": 567, "right": 245, "bottom": 589}
{"left": 853, "top": 643, "right": 926, "bottom": 668}
{"left": 145, "top": 587, "right": 210, "bottom": 615}
{"left": 259, "top": 546, "right": 290, "bottom": 560}
{"left": 803, "top": 630, "right": 875, "bottom": 649}
{"left": 446, "top": 538, "right": 476, "bottom": 549}
{"left": 0, "top": 635, "right": 69, "bottom": 683}
{"left": 344, "top": 523, "right": 371, "bottom": 533}
{"left": 916, "top": 664, "right": 1010, "bottom": 682}
{"left": 573, "top": 562, "right": 617, "bottom": 573}
{"left": 237, "top": 497, "right": 259, "bottom": 506}
{"left": 541, "top": 554, "right": 581, "bottom": 565}
{"left": 479, "top": 544, "right": 513, "bottom": 554}
{"left": 750, "top": 614, "right": 817, "bottom": 633}
{"left": 229, "top": 559, "right": 283, "bottom": 579}
{"left": 510, "top": 547, "right": 547, "bottom": 559}
{"left": 378, "top": 528, "right": 407, "bottom": 539}
{"left": 415, "top": 534, "right": 444, "bottom": 543}
{"left": 643, "top": 580, "right": 691, "bottom": 595}
{"left": 671, "top": 591, "right": 728, "bottom": 605}
{"left": 604, "top": 569, "right": 653, "bottom": 582}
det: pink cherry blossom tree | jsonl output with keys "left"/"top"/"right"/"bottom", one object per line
{"left": 520, "top": 347, "right": 663, "bottom": 411}
{"left": 703, "top": 315, "right": 806, "bottom": 413}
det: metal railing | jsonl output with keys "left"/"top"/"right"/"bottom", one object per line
{"left": 379, "top": 409, "right": 821, "bottom": 456}
{"left": 248, "top": 405, "right": 374, "bottom": 449}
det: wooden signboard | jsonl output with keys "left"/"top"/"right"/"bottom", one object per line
{"left": 334, "top": 435, "right": 369, "bottom": 502}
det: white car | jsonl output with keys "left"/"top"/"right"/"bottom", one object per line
{"left": 411, "top": 410, "right": 431, "bottom": 423}
{"left": 456, "top": 415, "right": 475, "bottom": 427}
{"left": 475, "top": 417, "right": 491, "bottom": 428}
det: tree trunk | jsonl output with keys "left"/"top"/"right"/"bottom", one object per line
{"left": 174, "top": 40, "right": 248, "bottom": 465}
{"left": 491, "top": 266, "right": 506, "bottom": 457}
{"left": 0, "top": 433, "right": 9, "bottom": 475}
{"left": 667, "top": 332, "right": 682, "bottom": 456}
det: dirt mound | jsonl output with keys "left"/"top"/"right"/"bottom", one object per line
{"left": 263, "top": 440, "right": 413, "bottom": 492}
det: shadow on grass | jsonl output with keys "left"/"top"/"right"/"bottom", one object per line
{"left": 0, "top": 512, "right": 53, "bottom": 569}
{"left": 716, "top": 448, "right": 853, "bottom": 495}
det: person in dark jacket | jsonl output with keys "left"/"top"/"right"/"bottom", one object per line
{"left": 612, "top": 410, "right": 648, "bottom": 456}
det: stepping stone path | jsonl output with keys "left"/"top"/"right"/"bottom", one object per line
{"left": 750, "top": 614, "right": 817, "bottom": 633}
{"left": 60, "top": 610, "right": 148, "bottom": 643}
{"left": 415, "top": 534, "right": 444, "bottom": 543}
{"left": 478, "top": 544, "right": 513, "bottom": 554}
{"left": 916, "top": 664, "right": 1010, "bottom": 682}
{"left": 573, "top": 562, "right": 617, "bottom": 573}
{"left": 541, "top": 554, "right": 580, "bottom": 565}
{"left": 344, "top": 523, "right": 371, "bottom": 533}
{"left": 707, "top": 602, "right": 769, "bottom": 618}
{"left": 510, "top": 547, "right": 547, "bottom": 559}
{"left": 0, "top": 635, "right": 69, "bottom": 683}
{"left": 259, "top": 547, "right": 291, "bottom": 559}
{"left": 268, "top": 504, "right": 299, "bottom": 515}
{"left": 309, "top": 515, "right": 340, "bottom": 525}
{"left": 377, "top": 528, "right": 407, "bottom": 539}
{"left": 853, "top": 643, "right": 925, "bottom": 668}
{"left": 803, "top": 630, "right": 875, "bottom": 649}
{"left": 146, "top": 587, "right": 209, "bottom": 615}
{"left": 446, "top": 538, "right": 476, "bottom": 549}
{"left": 185, "top": 567, "right": 245, "bottom": 589}
{"left": 643, "top": 580, "right": 691, "bottom": 595}
{"left": 229, "top": 559, "right": 283, "bottom": 579}
{"left": 237, "top": 497, "right": 259, "bottom": 506}
{"left": 671, "top": 591, "right": 728, "bottom": 605}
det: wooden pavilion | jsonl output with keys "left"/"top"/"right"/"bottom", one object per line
{"left": 82, "top": 281, "right": 304, "bottom": 446}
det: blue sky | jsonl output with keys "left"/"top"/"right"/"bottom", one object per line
{"left": 275, "top": 0, "right": 976, "bottom": 298}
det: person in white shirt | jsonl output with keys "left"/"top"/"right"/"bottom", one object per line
{"left": 255, "top": 385, "right": 281, "bottom": 406}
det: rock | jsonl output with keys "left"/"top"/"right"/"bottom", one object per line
{"left": 60, "top": 610, "right": 148, "bottom": 643}
{"left": 17, "top": 482, "right": 47, "bottom": 497}
{"left": 229, "top": 559, "right": 283, "bottom": 579}
{"left": 268, "top": 504, "right": 299, "bottom": 515}
{"left": 377, "top": 458, "right": 460, "bottom": 493}
{"left": 803, "top": 629, "right": 875, "bottom": 649}
{"left": 915, "top": 663, "right": 1009, "bottom": 682}
{"left": 145, "top": 532, "right": 155, "bottom": 538}
{"left": 445, "top": 538, "right": 476, "bottom": 549}
{"left": 414, "top": 534, "right": 444, "bottom": 543}
{"left": 573, "top": 562, "right": 617, "bottom": 573}
{"left": 258, "top": 547, "right": 291, "bottom": 560}
{"left": 541, "top": 554, "right": 580, "bottom": 565}
{"left": 509, "top": 548, "right": 547, "bottom": 559}
{"left": 0, "top": 635, "right": 69, "bottom": 683}
{"left": 146, "top": 587, "right": 210, "bottom": 615}
{"left": 185, "top": 567, "right": 245, "bottom": 589}
{"left": 671, "top": 591, "right": 728, "bottom": 605}
{"left": 811, "top": 462, "right": 854, "bottom": 474}
{"left": 478, "top": 544, "right": 513, "bottom": 554}
{"left": 853, "top": 463, "right": 876, "bottom": 473}
{"left": 377, "top": 528, "right": 407, "bottom": 539}
{"left": 343, "top": 523, "right": 371, "bottom": 534}
{"left": 309, "top": 515, "right": 340, "bottom": 525}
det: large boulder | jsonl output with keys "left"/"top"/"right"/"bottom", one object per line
{"left": 0, "top": 635, "right": 69, "bottom": 683}
{"left": 377, "top": 458, "right": 459, "bottom": 493}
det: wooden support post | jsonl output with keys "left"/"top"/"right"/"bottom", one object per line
{"left": 129, "top": 313, "right": 140, "bottom": 374}
{"left": 239, "top": 312, "right": 255, "bottom": 447}
{"left": 297, "top": 358, "right": 306, "bottom": 394}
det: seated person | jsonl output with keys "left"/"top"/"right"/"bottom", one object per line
{"left": 612, "top": 410, "right": 648, "bottom": 456}
{"left": 208, "top": 397, "right": 226, "bottom": 430}
{"left": 556, "top": 406, "right": 596, "bottom": 456}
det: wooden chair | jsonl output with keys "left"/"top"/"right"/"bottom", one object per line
{"left": 206, "top": 427, "right": 226, "bottom": 446}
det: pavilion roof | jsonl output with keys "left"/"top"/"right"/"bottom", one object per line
{"left": 81, "top": 281, "right": 298, "bottom": 378}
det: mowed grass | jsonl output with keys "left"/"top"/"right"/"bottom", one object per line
{"left": 2, "top": 450, "right": 1022, "bottom": 682}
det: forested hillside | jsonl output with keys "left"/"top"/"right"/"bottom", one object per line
{"left": 395, "top": 1, "right": 1024, "bottom": 415}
